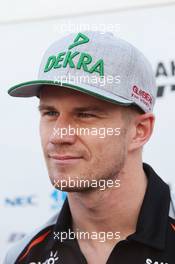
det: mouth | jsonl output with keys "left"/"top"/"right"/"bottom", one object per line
{"left": 48, "top": 154, "right": 83, "bottom": 165}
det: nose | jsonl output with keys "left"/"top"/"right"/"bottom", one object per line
{"left": 49, "top": 114, "right": 77, "bottom": 145}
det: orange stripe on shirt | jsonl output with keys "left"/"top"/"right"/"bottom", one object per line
{"left": 19, "top": 230, "right": 51, "bottom": 262}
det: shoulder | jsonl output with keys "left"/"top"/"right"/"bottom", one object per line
{"left": 168, "top": 183, "right": 175, "bottom": 220}
{"left": 3, "top": 212, "right": 59, "bottom": 264}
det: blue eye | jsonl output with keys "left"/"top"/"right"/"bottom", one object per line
{"left": 44, "top": 111, "right": 58, "bottom": 116}
{"left": 77, "top": 113, "right": 96, "bottom": 118}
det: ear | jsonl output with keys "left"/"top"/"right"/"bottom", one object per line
{"left": 128, "top": 113, "right": 155, "bottom": 152}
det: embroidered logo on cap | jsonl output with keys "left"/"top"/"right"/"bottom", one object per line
{"left": 68, "top": 32, "right": 89, "bottom": 50}
{"left": 131, "top": 85, "right": 153, "bottom": 110}
{"left": 43, "top": 32, "right": 104, "bottom": 77}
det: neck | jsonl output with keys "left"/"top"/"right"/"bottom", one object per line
{"left": 68, "top": 158, "right": 148, "bottom": 243}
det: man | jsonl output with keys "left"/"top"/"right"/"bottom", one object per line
{"left": 4, "top": 31, "right": 175, "bottom": 264}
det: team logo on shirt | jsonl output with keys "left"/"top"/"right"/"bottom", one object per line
{"left": 29, "top": 251, "right": 59, "bottom": 264}
{"left": 145, "top": 258, "right": 168, "bottom": 264}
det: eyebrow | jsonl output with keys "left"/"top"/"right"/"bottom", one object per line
{"left": 73, "top": 106, "right": 106, "bottom": 114}
{"left": 38, "top": 104, "right": 107, "bottom": 114}
{"left": 38, "top": 104, "right": 56, "bottom": 112}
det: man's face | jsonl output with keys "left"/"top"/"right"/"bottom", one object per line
{"left": 39, "top": 85, "right": 129, "bottom": 192}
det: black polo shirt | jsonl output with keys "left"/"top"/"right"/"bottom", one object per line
{"left": 14, "top": 163, "right": 175, "bottom": 264}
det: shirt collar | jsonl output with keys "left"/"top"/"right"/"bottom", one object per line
{"left": 54, "top": 163, "right": 170, "bottom": 250}
{"left": 128, "top": 163, "right": 170, "bottom": 250}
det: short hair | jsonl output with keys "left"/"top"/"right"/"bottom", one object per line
{"left": 128, "top": 104, "right": 145, "bottom": 115}
{"left": 120, "top": 104, "right": 145, "bottom": 125}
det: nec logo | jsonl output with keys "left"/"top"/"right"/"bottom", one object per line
{"left": 4, "top": 195, "right": 37, "bottom": 206}
{"left": 145, "top": 258, "right": 168, "bottom": 264}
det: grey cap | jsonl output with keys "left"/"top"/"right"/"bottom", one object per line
{"left": 8, "top": 31, "right": 157, "bottom": 113}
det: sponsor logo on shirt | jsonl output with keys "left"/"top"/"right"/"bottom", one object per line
{"left": 29, "top": 250, "right": 59, "bottom": 264}
{"left": 145, "top": 258, "right": 168, "bottom": 264}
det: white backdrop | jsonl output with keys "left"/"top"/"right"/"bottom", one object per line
{"left": 1, "top": 3, "right": 175, "bottom": 262}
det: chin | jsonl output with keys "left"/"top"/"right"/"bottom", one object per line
{"left": 54, "top": 186, "right": 95, "bottom": 193}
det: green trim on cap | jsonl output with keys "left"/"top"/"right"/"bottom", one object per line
{"left": 8, "top": 79, "right": 133, "bottom": 106}
{"left": 8, "top": 80, "right": 55, "bottom": 94}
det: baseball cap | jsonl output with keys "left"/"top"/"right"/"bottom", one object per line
{"left": 8, "top": 31, "right": 156, "bottom": 113}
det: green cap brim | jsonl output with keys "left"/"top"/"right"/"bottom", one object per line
{"left": 8, "top": 80, "right": 133, "bottom": 106}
